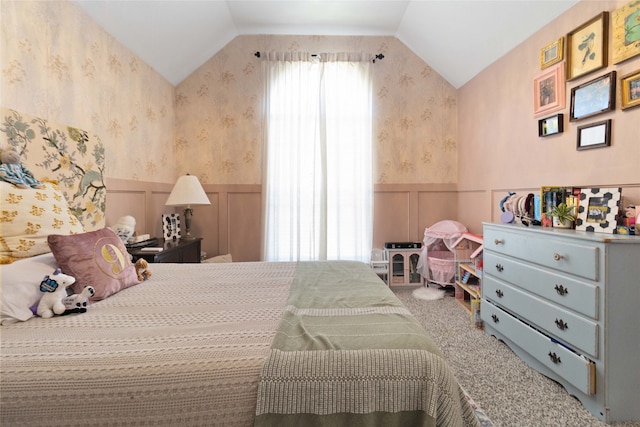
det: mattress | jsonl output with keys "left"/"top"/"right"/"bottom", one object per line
{"left": 0, "top": 260, "right": 478, "bottom": 426}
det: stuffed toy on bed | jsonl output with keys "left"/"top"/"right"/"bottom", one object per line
{"left": 135, "top": 258, "right": 152, "bottom": 281}
{"left": 0, "top": 147, "right": 43, "bottom": 189}
{"left": 61, "top": 286, "right": 95, "bottom": 315}
{"left": 36, "top": 268, "right": 76, "bottom": 318}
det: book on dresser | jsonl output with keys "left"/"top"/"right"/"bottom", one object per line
{"left": 481, "top": 222, "right": 640, "bottom": 424}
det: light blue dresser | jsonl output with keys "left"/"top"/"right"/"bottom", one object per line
{"left": 482, "top": 222, "right": 640, "bottom": 423}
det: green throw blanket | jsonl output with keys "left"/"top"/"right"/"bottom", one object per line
{"left": 255, "top": 261, "right": 480, "bottom": 427}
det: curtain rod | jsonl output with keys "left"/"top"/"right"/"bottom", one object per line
{"left": 254, "top": 51, "right": 384, "bottom": 63}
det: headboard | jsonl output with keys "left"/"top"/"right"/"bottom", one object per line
{"left": 1, "top": 108, "right": 106, "bottom": 231}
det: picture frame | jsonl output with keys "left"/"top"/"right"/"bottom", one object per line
{"left": 540, "top": 37, "right": 564, "bottom": 69}
{"left": 621, "top": 69, "right": 640, "bottom": 110}
{"left": 569, "top": 71, "right": 616, "bottom": 121}
{"left": 533, "top": 61, "right": 566, "bottom": 116}
{"left": 162, "top": 213, "right": 181, "bottom": 240}
{"left": 577, "top": 119, "right": 611, "bottom": 151}
{"left": 566, "top": 12, "right": 608, "bottom": 81}
{"left": 538, "top": 113, "right": 564, "bottom": 137}
{"left": 575, "top": 187, "right": 622, "bottom": 234}
{"left": 612, "top": 1, "right": 640, "bottom": 64}
{"left": 540, "top": 186, "right": 577, "bottom": 227}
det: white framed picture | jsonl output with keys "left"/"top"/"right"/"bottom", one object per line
{"left": 162, "top": 213, "right": 181, "bottom": 240}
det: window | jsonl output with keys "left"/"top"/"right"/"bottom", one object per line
{"left": 262, "top": 53, "right": 373, "bottom": 262}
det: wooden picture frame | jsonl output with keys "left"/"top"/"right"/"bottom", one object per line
{"left": 538, "top": 113, "right": 564, "bottom": 137}
{"left": 621, "top": 69, "right": 640, "bottom": 110}
{"left": 533, "top": 62, "right": 565, "bottom": 116}
{"left": 570, "top": 71, "right": 616, "bottom": 121}
{"left": 575, "top": 187, "right": 622, "bottom": 234}
{"left": 612, "top": 1, "right": 640, "bottom": 64}
{"left": 540, "top": 37, "right": 564, "bottom": 69}
{"left": 577, "top": 119, "right": 611, "bottom": 151}
{"left": 566, "top": 12, "right": 608, "bottom": 81}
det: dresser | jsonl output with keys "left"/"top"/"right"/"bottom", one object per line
{"left": 129, "top": 238, "right": 202, "bottom": 264}
{"left": 482, "top": 223, "right": 640, "bottom": 423}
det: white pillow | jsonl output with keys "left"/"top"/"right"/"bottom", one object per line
{"left": 0, "top": 252, "right": 59, "bottom": 324}
{"left": 203, "top": 253, "right": 233, "bottom": 263}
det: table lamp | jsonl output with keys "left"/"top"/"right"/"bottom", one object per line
{"left": 165, "top": 174, "right": 211, "bottom": 240}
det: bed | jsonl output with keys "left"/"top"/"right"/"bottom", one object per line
{"left": 0, "top": 109, "right": 479, "bottom": 426}
{"left": 1, "top": 256, "right": 479, "bottom": 426}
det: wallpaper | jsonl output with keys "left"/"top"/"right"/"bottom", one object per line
{"left": 1, "top": 1, "right": 457, "bottom": 186}
{"left": 175, "top": 35, "right": 458, "bottom": 185}
{"left": 0, "top": 0, "right": 174, "bottom": 183}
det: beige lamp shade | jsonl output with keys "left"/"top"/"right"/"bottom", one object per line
{"left": 165, "top": 174, "right": 211, "bottom": 207}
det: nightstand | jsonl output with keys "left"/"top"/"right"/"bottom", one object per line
{"left": 129, "top": 238, "right": 202, "bottom": 263}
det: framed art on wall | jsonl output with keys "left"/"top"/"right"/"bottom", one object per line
{"left": 575, "top": 187, "right": 622, "bottom": 234}
{"left": 570, "top": 71, "right": 616, "bottom": 121}
{"left": 612, "top": 0, "right": 640, "bottom": 64}
{"left": 538, "top": 113, "right": 563, "bottom": 137}
{"left": 540, "top": 37, "right": 564, "bottom": 69}
{"left": 621, "top": 69, "right": 640, "bottom": 110}
{"left": 533, "top": 62, "right": 565, "bottom": 116}
{"left": 577, "top": 119, "right": 611, "bottom": 151}
{"left": 566, "top": 12, "right": 608, "bottom": 81}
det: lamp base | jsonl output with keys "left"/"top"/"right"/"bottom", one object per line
{"left": 181, "top": 233, "right": 199, "bottom": 241}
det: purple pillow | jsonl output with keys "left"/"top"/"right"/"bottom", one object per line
{"left": 48, "top": 228, "right": 141, "bottom": 301}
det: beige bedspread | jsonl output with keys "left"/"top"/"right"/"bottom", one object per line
{"left": 1, "top": 260, "right": 478, "bottom": 427}
{"left": 1, "top": 261, "right": 295, "bottom": 426}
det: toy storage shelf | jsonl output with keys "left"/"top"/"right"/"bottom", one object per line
{"left": 454, "top": 263, "right": 481, "bottom": 313}
{"left": 387, "top": 248, "right": 423, "bottom": 287}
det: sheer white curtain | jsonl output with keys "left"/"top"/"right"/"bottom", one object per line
{"left": 261, "top": 52, "right": 373, "bottom": 262}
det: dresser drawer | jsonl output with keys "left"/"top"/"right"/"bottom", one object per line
{"left": 482, "top": 301, "right": 596, "bottom": 396}
{"left": 484, "top": 227, "right": 599, "bottom": 281}
{"left": 484, "top": 252, "right": 599, "bottom": 319}
{"left": 484, "top": 276, "right": 599, "bottom": 358}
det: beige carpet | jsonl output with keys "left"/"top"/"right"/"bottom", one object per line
{"left": 393, "top": 288, "right": 640, "bottom": 427}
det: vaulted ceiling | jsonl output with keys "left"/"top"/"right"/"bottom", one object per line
{"left": 72, "top": 0, "right": 579, "bottom": 88}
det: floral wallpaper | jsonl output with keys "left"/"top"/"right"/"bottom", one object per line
{"left": 0, "top": 0, "right": 174, "bottom": 184}
{"left": 2, "top": 1, "right": 457, "bottom": 187}
{"left": 175, "top": 35, "right": 458, "bottom": 185}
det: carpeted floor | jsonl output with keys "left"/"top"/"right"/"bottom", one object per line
{"left": 393, "top": 287, "right": 640, "bottom": 427}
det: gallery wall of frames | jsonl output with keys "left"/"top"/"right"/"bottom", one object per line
{"left": 533, "top": 3, "right": 640, "bottom": 150}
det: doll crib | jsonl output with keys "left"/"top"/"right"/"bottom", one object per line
{"left": 417, "top": 220, "right": 468, "bottom": 286}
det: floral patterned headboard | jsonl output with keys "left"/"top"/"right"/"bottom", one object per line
{"left": 0, "top": 108, "right": 106, "bottom": 231}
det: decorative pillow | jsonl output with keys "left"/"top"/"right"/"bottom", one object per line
{"left": 0, "top": 181, "right": 85, "bottom": 262}
{"left": 48, "top": 228, "right": 141, "bottom": 301}
{"left": 0, "top": 252, "right": 59, "bottom": 324}
{"left": 203, "top": 253, "right": 233, "bottom": 263}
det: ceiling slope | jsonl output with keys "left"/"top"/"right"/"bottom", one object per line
{"left": 73, "top": 0, "right": 578, "bottom": 88}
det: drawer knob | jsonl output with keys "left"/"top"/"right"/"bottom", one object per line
{"left": 554, "top": 284, "right": 569, "bottom": 296}
{"left": 494, "top": 239, "right": 504, "bottom": 245}
{"left": 491, "top": 314, "right": 499, "bottom": 323}
{"left": 553, "top": 253, "right": 564, "bottom": 261}
{"left": 548, "top": 352, "right": 562, "bottom": 364}
{"left": 495, "top": 264, "right": 504, "bottom": 272}
{"left": 495, "top": 289, "right": 504, "bottom": 298}
{"left": 555, "top": 318, "right": 568, "bottom": 331}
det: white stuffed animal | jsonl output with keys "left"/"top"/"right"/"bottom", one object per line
{"left": 36, "top": 269, "right": 76, "bottom": 318}
{"left": 112, "top": 215, "right": 136, "bottom": 244}
{"left": 61, "top": 286, "right": 95, "bottom": 315}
